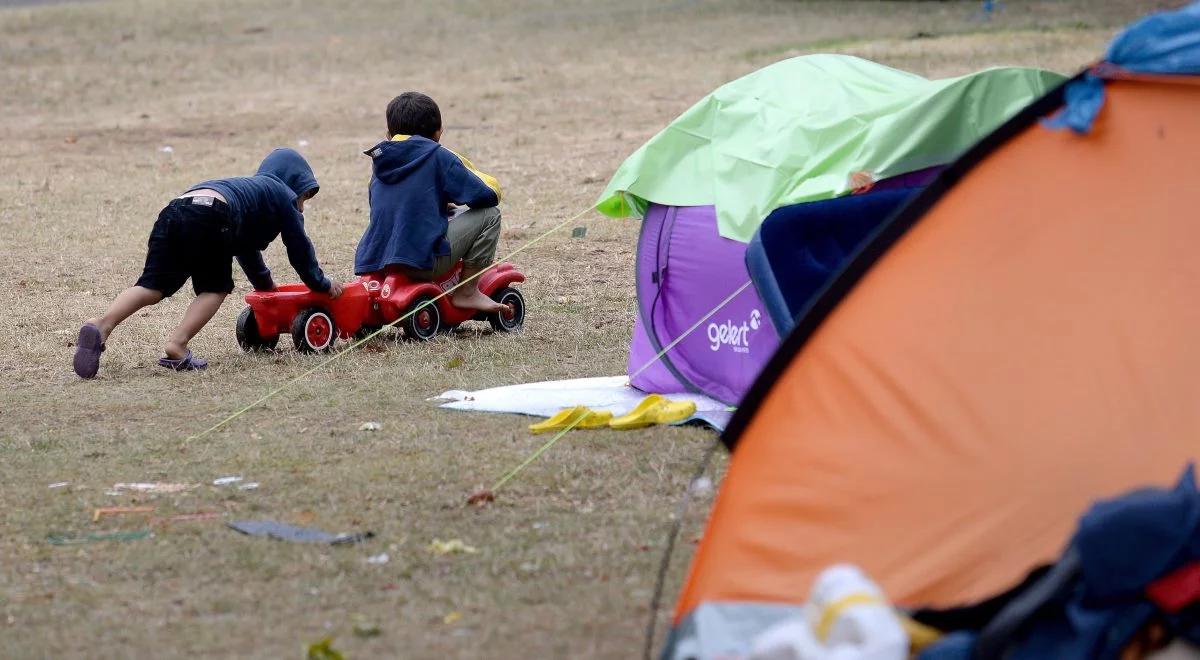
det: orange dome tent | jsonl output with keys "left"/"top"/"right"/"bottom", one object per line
{"left": 664, "top": 7, "right": 1200, "bottom": 658}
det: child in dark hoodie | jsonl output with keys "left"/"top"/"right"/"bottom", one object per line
{"left": 73, "top": 148, "right": 343, "bottom": 379}
{"left": 354, "top": 92, "right": 505, "bottom": 313}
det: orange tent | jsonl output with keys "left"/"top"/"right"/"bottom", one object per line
{"left": 665, "top": 66, "right": 1200, "bottom": 658}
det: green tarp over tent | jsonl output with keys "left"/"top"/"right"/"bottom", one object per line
{"left": 595, "top": 54, "right": 1065, "bottom": 242}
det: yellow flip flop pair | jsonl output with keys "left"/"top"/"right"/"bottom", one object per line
{"left": 528, "top": 395, "right": 697, "bottom": 434}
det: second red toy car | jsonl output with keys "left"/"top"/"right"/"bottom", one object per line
{"left": 236, "top": 261, "right": 526, "bottom": 353}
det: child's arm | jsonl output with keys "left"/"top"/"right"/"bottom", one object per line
{"left": 440, "top": 148, "right": 501, "bottom": 209}
{"left": 236, "top": 251, "right": 276, "bottom": 291}
{"left": 278, "top": 208, "right": 334, "bottom": 294}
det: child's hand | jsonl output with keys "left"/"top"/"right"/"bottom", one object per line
{"left": 327, "top": 281, "right": 344, "bottom": 299}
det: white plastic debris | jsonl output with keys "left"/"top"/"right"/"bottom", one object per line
{"left": 48, "top": 482, "right": 69, "bottom": 489}
{"left": 748, "top": 564, "right": 908, "bottom": 660}
{"left": 158, "top": 145, "right": 174, "bottom": 153}
{"left": 213, "top": 476, "right": 243, "bottom": 486}
{"left": 690, "top": 476, "right": 714, "bottom": 497}
{"left": 359, "top": 422, "right": 382, "bottom": 432}
{"left": 113, "top": 482, "right": 194, "bottom": 493}
{"left": 366, "top": 552, "right": 390, "bottom": 565}
{"left": 238, "top": 482, "right": 259, "bottom": 491}
{"left": 298, "top": 139, "right": 310, "bottom": 147}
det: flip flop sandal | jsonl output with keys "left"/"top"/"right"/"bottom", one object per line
{"left": 608, "top": 394, "right": 697, "bottom": 431}
{"left": 528, "top": 406, "right": 613, "bottom": 434}
{"left": 157, "top": 350, "right": 208, "bottom": 372}
{"left": 73, "top": 323, "right": 105, "bottom": 379}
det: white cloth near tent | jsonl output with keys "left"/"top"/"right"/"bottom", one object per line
{"left": 432, "top": 376, "right": 732, "bottom": 431}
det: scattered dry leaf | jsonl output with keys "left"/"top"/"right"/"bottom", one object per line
{"left": 467, "top": 489, "right": 495, "bottom": 507}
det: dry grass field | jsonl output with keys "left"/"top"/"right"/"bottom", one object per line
{"left": 0, "top": 0, "right": 1176, "bottom": 657}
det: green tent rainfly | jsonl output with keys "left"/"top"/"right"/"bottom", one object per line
{"left": 595, "top": 54, "right": 1066, "bottom": 243}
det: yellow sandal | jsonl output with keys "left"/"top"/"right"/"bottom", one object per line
{"left": 608, "top": 394, "right": 697, "bottom": 430}
{"left": 528, "top": 406, "right": 614, "bottom": 434}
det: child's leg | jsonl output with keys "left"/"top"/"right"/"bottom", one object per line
{"left": 75, "top": 203, "right": 187, "bottom": 378}
{"left": 162, "top": 197, "right": 236, "bottom": 361}
{"left": 75, "top": 285, "right": 164, "bottom": 378}
{"left": 164, "top": 292, "right": 227, "bottom": 359}
{"left": 87, "top": 286, "right": 164, "bottom": 341}
{"left": 444, "top": 207, "right": 504, "bottom": 312}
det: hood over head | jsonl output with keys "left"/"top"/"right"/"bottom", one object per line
{"left": 363, "top": 136, "right": 440, "bottom": 185}
{"left": 256, "top": 148, "right": 319, "bottom": 199}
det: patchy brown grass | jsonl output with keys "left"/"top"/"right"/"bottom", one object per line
{"left": 0, "top": 0, "right": 1171, "bottom": 657}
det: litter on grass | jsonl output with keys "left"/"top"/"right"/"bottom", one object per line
{"left": 238, "top": 482, "right": 259, "bottom": 491}
{"left": 306, "top": 637, "right": 344, "bottom": 660}
{"left": 113, "top": 482, "right": 195, "bottom": 493}
{"left": 366, "top": 552, "right": 390, "bottom": 565}
{"left": 351, "top": 615, "right": 382, "bottom": 638}
{"left": 48, "top": 482, "right": 69, "bottom": 489}
{"left": 213, "top": 476, "right": 243, "bottom": 486}
{"left": 93, "top": 506, "right": 155, "bottom": 522}
{"left": 163, "top": 512, "right": 222, "bottom": 523}
{"left": 429, "top": 538, "right": 479, "bottom": 555}
{"left": 227, "top": 520, "right": 374, "bottom": 545}
{"left": 47, "top": 530, "right": 151, "bottom": 545}
{"left": 358, "top": 421, "right": 382, "bottom": 432}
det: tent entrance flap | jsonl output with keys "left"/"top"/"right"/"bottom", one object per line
{"left": 746, "top": 187, "right": 926, "bottom": 336}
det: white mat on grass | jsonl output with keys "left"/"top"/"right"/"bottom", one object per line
{"left": 432, "top": 376, "right": 732, "bottom": 431}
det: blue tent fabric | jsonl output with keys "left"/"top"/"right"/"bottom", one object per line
{"left": 918, "top": 464, "right": 1200, "bottom": 660}
{"left": 1045, "top": 1, "right": 1200, "bottom": 133}
{"left": 745, "top": 188, "right": 921, "bottom": 336}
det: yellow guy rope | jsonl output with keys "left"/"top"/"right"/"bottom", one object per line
{"left": 485, "top": 279, "right": 751, "bottom": 494}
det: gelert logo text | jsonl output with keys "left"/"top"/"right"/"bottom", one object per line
{"left": 706, "top": 309, "right": 762, "bottom": 354}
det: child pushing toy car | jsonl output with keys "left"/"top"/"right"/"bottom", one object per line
{"left": 73, "top": 148, "right": 342, "bottom": 378}
{"left": 235, "top": 93, "right": 526, "bottom": 353}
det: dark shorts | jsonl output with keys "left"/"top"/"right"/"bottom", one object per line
{"left": 135, "top": 196, "right": 235, "bottom": 297}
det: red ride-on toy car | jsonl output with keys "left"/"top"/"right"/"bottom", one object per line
{"left": 236, "top": 261, "right": 526, "bottom": 353}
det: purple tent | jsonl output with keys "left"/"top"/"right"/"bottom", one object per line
{"left": 629, "top": 204, "right": 779, "bottom": 405}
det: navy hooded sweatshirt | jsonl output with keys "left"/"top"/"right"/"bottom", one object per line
{"left": 191, "top": 148, "right": 331, "bottom": 293}
{"left": 354, "top": 136, "right": 501, "bottom": 274}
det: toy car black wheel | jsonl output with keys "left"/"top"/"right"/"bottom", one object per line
{"left": 402, "top": 296, "right": 441, "bottom": 341}
{"left": 236, "top": 306, "right": 278, "bottom": 352}
{"left": 488, "top": 287, "right": 525, "bottom": 332}
{"left": 291, "top": 307, "right": 338, "bottom": 353}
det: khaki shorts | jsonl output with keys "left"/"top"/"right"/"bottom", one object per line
{"left": 406, "top": 206, "right": 501, "bottom": 280}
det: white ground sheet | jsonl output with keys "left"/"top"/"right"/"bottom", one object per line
{"left": 432, "top": 376, "right": 732, "bottom": 431}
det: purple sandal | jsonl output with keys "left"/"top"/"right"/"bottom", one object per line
{"left": 73, "top": 323, "right": 105, "bottom": 379}
{"left": 158, "top": 350, "right": 208, "bottom": 372}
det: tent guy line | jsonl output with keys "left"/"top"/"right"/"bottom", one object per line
{"left": 489, "top": 413, "right": 588, "bottom": 494}
{"left": 630, "top": 280, "right": 751, "bottom": 382}
{"left": 184, "top": 204, "right": 597, "bottom": 445}
{"left": 481, "top": 280, "right": 750, "bottom": 497}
